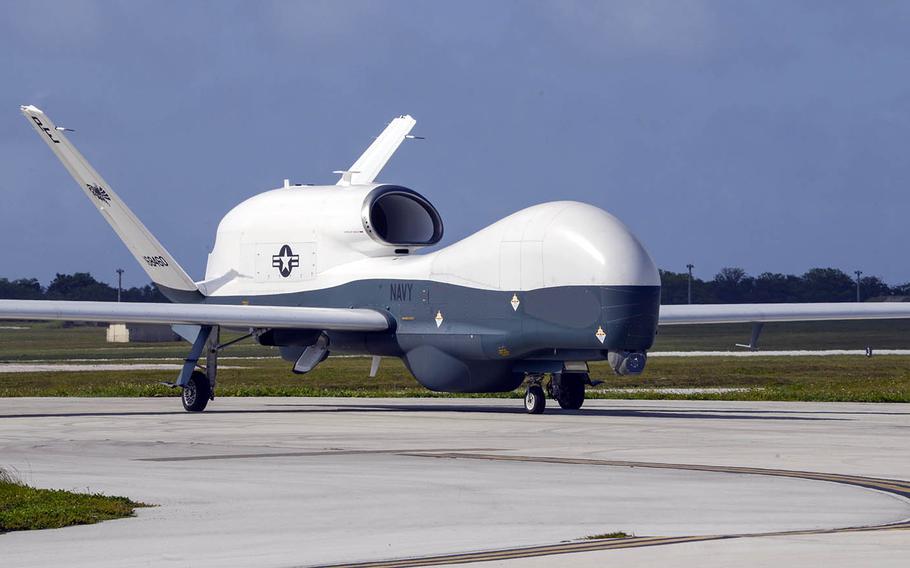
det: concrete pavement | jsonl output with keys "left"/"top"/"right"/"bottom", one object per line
{"left": 1, "top": 397, "right": 909, "bottom": 567}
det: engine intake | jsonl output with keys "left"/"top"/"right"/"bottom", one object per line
{"left": 363, "top": 185, "right": 443, "bottom": 247}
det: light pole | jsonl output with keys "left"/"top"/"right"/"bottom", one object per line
{"left": 686, "top": 264, "right": 694, "bottom": 304}
{"left": 854, "top": 270, "right": 862, "bottom": 302}
{"left": 116, "top": 268, "right": 124, "bottom": 303}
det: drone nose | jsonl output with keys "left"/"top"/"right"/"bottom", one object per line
{"left": 542, "top": 202, "right": 659, "bottom": 288}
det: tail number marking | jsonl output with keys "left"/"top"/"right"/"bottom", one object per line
{"left": 143, "top": 255, "right": 169, "bottom": 268}
{"left": 30, "top": 116, "right": 60, "bottom": 144}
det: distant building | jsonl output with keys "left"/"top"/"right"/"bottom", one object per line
{"left": 106, "top": 323, "right": 180, "bottom": 343}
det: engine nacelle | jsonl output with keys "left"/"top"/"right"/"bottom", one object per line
{"left": 204, "top": 184, "right": 443, "bottom": 292}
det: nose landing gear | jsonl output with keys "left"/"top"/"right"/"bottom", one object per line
{"left": 524, "top": 383, "right": 546, "bottom": 414}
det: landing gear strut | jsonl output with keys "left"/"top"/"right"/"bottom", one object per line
{"left": 170, "top": 325, "right": 252, "bottom": 413}
{"left": 548, "top": 372, "right": 587, "bottom": 410}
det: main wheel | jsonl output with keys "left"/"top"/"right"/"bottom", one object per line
{"left": 525, "top": 384, "right": 546, "bottom": 414}
{"left": 553, "top": 372, "right": 586, "bottom": 410}
{"left": 182, "top": 370, "right": 211, "bottom": 412}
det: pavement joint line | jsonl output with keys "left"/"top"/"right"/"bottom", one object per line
{"left": 307, "top": 535, "right": 742, "bottom": 568}
{"left": 135, "top": 448, "right": 503, "bottom": 462}
{"left": 306, "top": 452, "right": 910, "bottom": 568}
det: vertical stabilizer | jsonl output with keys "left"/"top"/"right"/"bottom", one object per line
{"left": 337, "top": 115, "right": 417, "bottom": 186}
{"left": 21, "top": 105, "right": 201, "bottom": 300}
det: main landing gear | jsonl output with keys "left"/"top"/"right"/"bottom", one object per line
{"left": 524, "top": 371, "right": 590, "bottom": 414}
{"left": 169, "top": 325, "right": 254, "bottom": 412}
{"left": 182, "top": 370, "right": 211, "bottom": 412}
{"left": 169, "top": 325, "right": 220, "bottom": 412}
{"left": 548, "top": 372, "right": 587, "bottom": 410}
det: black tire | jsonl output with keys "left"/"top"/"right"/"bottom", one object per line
{"left": 182, "top": 370, "right": 211, "bottom": 412}
{"left": 553, "top": 372, "right": 586, "bottom": 410}
{"left": 525, "top": 384, "right": 546, "bottom": 414}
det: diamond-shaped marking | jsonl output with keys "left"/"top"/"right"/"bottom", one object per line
{"left": 435, "top": 310, "right": 444, "bottom": 328}
{"left": 510, "top": 294, "right": 520, "bottom": 311}
{"left": 595, "top": 326, "right": 606, "bottom": 344}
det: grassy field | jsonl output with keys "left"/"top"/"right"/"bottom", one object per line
{"left": 3, "top": 319, "right": 910, "bottom": 360}
{"left": 0, "top": 468, "right": 148, "bottom": 533}
{"left": 654, "top": 319, "right": 910, "bottom": 351}
{"left": 1, "top": 320, "right": 909, "bottom": 402}
{"left": 0, "top": 322, "right": 270, "bottom": 361}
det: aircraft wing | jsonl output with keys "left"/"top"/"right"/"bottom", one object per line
{"left": 659, "top": 302, "right": 910, "bottom": 325}
{"left": 0, "top": 300, "right": 390, "bottom": 331}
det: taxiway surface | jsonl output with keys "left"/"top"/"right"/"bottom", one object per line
{"left": 1, "top": 397, "right": 909, "bottom": 567}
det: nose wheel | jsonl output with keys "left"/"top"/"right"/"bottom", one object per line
{"left": 524, "top": 384, "right": 546, "bottom": 414}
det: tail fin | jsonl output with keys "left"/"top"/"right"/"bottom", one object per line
{"left": 21, "top": 105, "right": 201, "bottom": 301}
{"left": 337, "top": 114, "right": 417, "bottom": 186}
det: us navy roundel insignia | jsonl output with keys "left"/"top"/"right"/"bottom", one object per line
{"left": 272, "top": 244, "right": 300, "bottom": 277}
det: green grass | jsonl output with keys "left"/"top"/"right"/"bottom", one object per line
{"left": 588, "top": 355, "right": 910, "bottom": 402}
{"left": 1, "top": 320, "right": 910, "bottom": 402}
{"left": 0, "top": 468, "right": 148, "bottom": 533}
{"left": 4, "top": 319, "right": 910, "bottom": 361}
{"left": 652, "top": 319, "right": 910, "bottom": 351}
{"left": 0, "top": 321, "right": 272, "bottom": 361}
{"left": 2, "top": 355, "right": 908, "bottom": 402}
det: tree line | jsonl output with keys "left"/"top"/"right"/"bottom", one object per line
{"left": 0, "top": 268, "right": 907, "bottom": 305}
{"left": 0, "top": 273, "right": 167, "bottom": 302}
{"left": 660, "top": 267, "right": 908, "bottom": 304}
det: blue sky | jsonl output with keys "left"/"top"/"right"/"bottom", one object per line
{"left": 2, "top": 1, "right": 909, "bottom": 287}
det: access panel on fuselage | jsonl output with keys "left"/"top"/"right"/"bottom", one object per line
{"left": 253, "top": 242, "right": 316, "bottom": 281}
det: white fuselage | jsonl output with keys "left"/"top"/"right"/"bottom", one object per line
{"left": 201, "top": 184, "right": 660, "bottom": 297}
